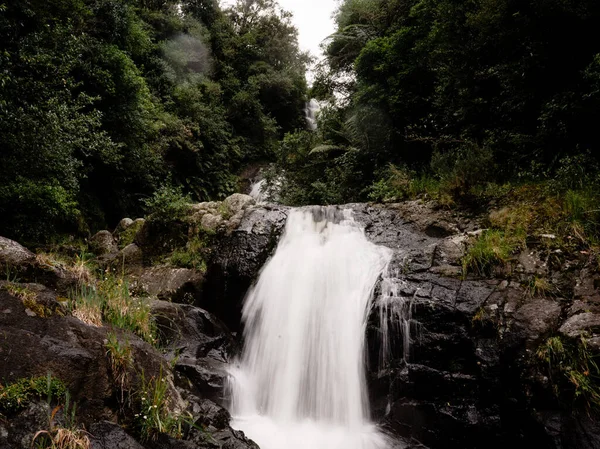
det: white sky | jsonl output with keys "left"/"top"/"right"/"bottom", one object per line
{"left": 278, "top": 0, "right": 338, "bottom": 60}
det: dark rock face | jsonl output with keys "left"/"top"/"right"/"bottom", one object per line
{"left": 132, "top": 267, "right": 204, "bottom": 304}
{"left": 150, "top": 300, "right": 237, "bottom": 407}
{"left": 202, "top": 201, "right": 600, "bottom": 449}
{"left": 200, "top": 205, "right": 289, "bottom": 330}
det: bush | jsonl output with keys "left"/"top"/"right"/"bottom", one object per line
{"left": 142, "top": 185, "right": 191, "bottom": 224}
{"left": 431, "top": 143, "right": 495, "bottom": 197}
{"left": 368, "top": 164, "right": 440, "bottom": 202}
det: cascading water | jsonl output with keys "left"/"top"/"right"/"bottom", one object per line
{"left": 305, "top": 98, "right": 321, "bottom": 131}
{"left": 228, "top": 207, "right": 395, "bottom": 449}
{"left": 377, "top": 269, "right": 421, "bottom": 365}
{"left": 249, "top": 179, "right": 267, "bottom": 205}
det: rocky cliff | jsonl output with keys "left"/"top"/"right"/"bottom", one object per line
{"left": 1, "top": 196, "right": 599, "bottom": 449}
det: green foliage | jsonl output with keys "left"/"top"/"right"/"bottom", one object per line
{"left": 105, "top": 332, "right": 133, "bottom": 398}
{"left": 0, "top": 375, "right": 66, "bottom": 415}
{"left": 538, "top": 335, "right": 600, "bottom": 411}
{"left": 368, "top": 165, "right": 440, "bottom": 202}
{"left": 168, "top": 237, "right": 208, "bottom": 271}
{"left": 143, "top": 185, "right": 191, "bottom": 224}
{"left": 0, "top": 0, "right": 308, "bottom": 242}
{"left": 281, "top": 0, "right": 600, "bottom": 205}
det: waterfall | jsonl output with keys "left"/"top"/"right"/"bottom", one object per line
{"left": 305, "top": 98, "right": 321, "bottom": 131}
{"left": 228, "top": 207, "right": 395, "bottom": 449}
{"left": 249, "top": 179, "right": 267, "bottom": 205}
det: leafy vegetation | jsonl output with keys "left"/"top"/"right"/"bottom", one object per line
{"left": 135, "top": 366, "right": 183, "bottom": 441}
{"left": 0, "top": 375, "right": 66, "bottom": 416}
{"left": 267, "top": 0, "right": 600, "bottom": 212}
{"left": 0, "top": 0, "right": 308, "bottom": 243}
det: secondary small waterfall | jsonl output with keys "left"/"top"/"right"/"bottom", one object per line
{"left": 305, "top": 98, "right": 321, "bottom": 131}
{"left": 228, "top": 207, "right": 394, "bottom": 449}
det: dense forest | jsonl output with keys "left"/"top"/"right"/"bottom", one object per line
{"left": 277, "top": 0, "right": 600, "bottom": 207}
{"left": 3, "top": 0, "right": 600, "bottom": 243}
{"left": 0, "top": 0, "right": 308, "bottom": 242}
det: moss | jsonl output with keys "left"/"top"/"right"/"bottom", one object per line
{"left": 118, "top": 220, "right": 145, "bottom": 249}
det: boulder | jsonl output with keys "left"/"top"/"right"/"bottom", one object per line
{"left": 0, "top": 236, "right": 78, "bottom": 294}
{"left": 200, "top": 205, "right": 289, "bottom": 330}
{"left": 89, "top": 230, "right": 118, "bottom": 256}
{"left": 113, "top": 218, "right": 134, "bottom": 237}
{"left": 133, "top": 267, "right": 204, "bottom": 304}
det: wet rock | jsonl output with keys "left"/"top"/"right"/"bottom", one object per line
{"left": 201, "top": 205, "right": 289, "bottom": 330}
{"left": 89, "top": 422, "right": 145, "bottom": 449}
{"left": 0, "top": 290, "right": 175, "bottom": 428}
{"left": 150, "top": 300, "right": 235, "bottom": 406}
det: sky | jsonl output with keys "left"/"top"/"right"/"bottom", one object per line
{"left": 277, "top": 0, "right": 339, "bottom": 60}
{"left": 220, "top": 0, "right": 339, "bottom": 62}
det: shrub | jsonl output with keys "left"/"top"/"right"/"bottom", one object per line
{"left": 142, "top": 185, "right": 191, "bottom": 224}
{"left": 431, "top": 143, "right": 495, "bottom": 197}
{"left": 368, "top": 164, "right": 440, "bottom": 202}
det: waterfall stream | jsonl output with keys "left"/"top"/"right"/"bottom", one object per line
{"left": 228, "top": 207, "right": 395, "bottom": 449}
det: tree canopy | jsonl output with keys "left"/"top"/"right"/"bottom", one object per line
{"left": 0, "top": 0, "right": 308, "bottom": 241}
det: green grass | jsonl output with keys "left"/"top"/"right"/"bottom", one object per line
{"left": 135, "top": 366, "right": 184, "bottom": 441}
{"left": 462, "top": 230, "right": 517, "bottom": 277}
{"left": 105, "top": 332, "right": 133, "bottom": 399}
{"left": 69, "top": 273, "right": 157, "bottom": 346}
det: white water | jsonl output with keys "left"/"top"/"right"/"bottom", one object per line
{"left": 305, "top": 98, "right": 321, "bottom": 131}
{"left": 228, "top": 207, "right": 395, "bottom": 449}
{"left": 249, "top": 179, "right": 268, "bottom": 205}
{"left": 377, "top": 269, "right": 421, "bottom": 365}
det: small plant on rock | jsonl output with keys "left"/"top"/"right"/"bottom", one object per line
{"left": 462, "top": 230, "right": 517, "bottom": 277}
{"left": 537, "top": 335, "right": 600, "bottom": 411}
{"left": 105, "top": 332, "right": 133, "bottom": 402}
{"left": 135, "top": 366, "right": 183, "bottom": 441}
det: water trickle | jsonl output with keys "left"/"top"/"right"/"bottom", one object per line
{"left": 228, "top": 207, "right": 395, "bottom": 449}
{"left": 377, "top": 269, "right": 420, "bottom": 365}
